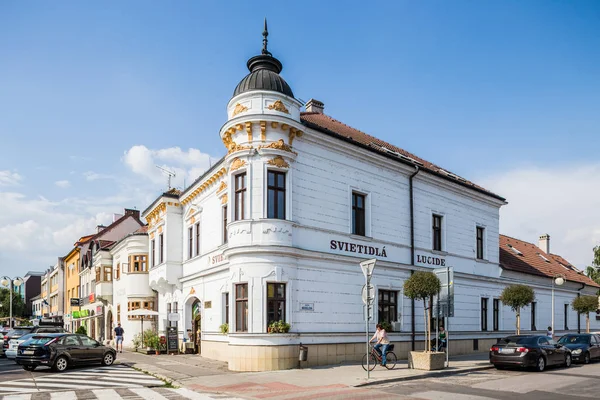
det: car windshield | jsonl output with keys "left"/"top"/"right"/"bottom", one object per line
{"left": 497, "top": 336, "right": 537, "bottom": 346}
{"left": 7, "top": 329, "right": 31, "bottom": 337}
{"left": 16, "top": 334, "right": 35, "bottom": 342}
{"left": 558, "top": 335, "right": 590, "bottom": 345}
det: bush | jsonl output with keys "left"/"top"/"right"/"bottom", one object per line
{"left": 132, "top": 333, "right": 142, "bottom": 350}
{"left": 500, "top": 284, "right": 535, "bottom": 334}
{"left": 572, "top": 295, "right": 599, "bottom": 333}
{"left": 404, "top": 271, "right": 441, "bottom": 352}
{"left": 379, "top": 321, "right": 393, "bottom": 333}
{"left": 142, "top": 329, "right": 159, "bottom": 349}
{"left": 76, "top": 325, "right": 87, "bottom": 335}
{"left": 219, "top": 323, "right": 229, "bottom": 334}
{"left": 268, "top": 320, "right": 291, "bottom": 333}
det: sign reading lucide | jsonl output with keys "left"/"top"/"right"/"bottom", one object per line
{"left": 416, "top": 254, "right": 446, "bottom": 266}
{"left": 330, "top": 240, "right": 387, "bottom": 257}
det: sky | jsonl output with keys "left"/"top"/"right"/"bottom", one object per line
{"left": 1, "top": 1, "right": 599, "bottom": 277}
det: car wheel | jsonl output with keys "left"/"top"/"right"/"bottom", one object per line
{"left": 536, "top": 356, "right": 545, "bottom": 372}
{"left": 52, "top": 356, "right": 68, "bottom": 372}
{"left": 102, "top": 352, "right": 114, "bottom": 366}
{"left": 584, "top": 352, "right": 591, "bottom": 364}
{"left": 565, "top": 353, "right": 572, "bottom": 368}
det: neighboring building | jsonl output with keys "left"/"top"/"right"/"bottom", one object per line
{"left": 22, "top": 271, "right": 44, "bottom": 318}
{"left": 40, "top": 269, "right": 50, "bottom": 318}
{"left": 72, "top": 209, "right": 144, "bottom": 340}
{"left": 47, "top": 258, "right": 65, "bottom": 324}
{"left": 109, "top": 226, "right": 155, "bottom": 347}
{"left": 31, "top": 295, "right": 43, "bottom": 321}
{"left": 141, "top": 26, "right": 600, "bottom": 372}
{"left": 498, "top": 234, "right": 599, "bottom": 335}
{"left": 63, "top": 234, "right": 93, "bottom": 332}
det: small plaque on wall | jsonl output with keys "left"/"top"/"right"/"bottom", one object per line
{"left": 300, "top": 302, "right": 314, "bottom": 312}
{"left": 204, "top": 301, "right": 212, "bottom": 309}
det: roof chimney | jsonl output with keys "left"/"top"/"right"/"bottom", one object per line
{"left": 124, "top": 208, "right": 140, "bottom": 220}
{"left": 113, "top": 213, "right": 123, "bottom": 222}
{"left": 538, "top": 234, "right": 550, "bottom": 254}
{"left": 96, "top": 225, "right": 106, "bottom": 233}
{"left": 305, "top": 99, "right": 324, "bottom": 114}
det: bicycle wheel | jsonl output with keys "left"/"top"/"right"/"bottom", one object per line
{"left": 384, "top": 352, "right": 397, "bottom": 370}
{"left": 361, "top": 353, "right": 377, "bottom": 371}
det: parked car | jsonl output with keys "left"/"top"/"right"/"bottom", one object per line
{"left": 2, "top": 325, "right": 65, "bottom": 355}
{"left": 5, "top": 333, "right": 36, "bottom": 359}
{"left": 557, "top": 333, "right": 600, "bottom": 364}
{"left": 0, "top": 328, "right": 8, "bottom": 357}
{"left": 490, "top": 335, "right": 572, "bottom": 372}
{"left": 15, "top": 333, "right": 116, "bottom": 372}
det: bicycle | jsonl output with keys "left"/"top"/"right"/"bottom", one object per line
{"left": 362, "top": 343, "right": 397, "bottom": 371}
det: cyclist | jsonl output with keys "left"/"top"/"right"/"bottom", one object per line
{"left": 438, "top": 325, "right": 447, "bottom": 352}
{"left": 369, "top": 324, "right": 391, "bottom": 366}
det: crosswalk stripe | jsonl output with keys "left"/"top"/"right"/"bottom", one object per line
{"left": 167, "top": 388, "right": 219, "bottom": 399}
{"left": 29, "top": 378, "right": 146, "bottom": 387}
{"left": 34, "top": 372, "right": 150, "bottom": 380}
{"left": 50, "top": 391, "right": 76, "bottom": 400}
{"left": 129, "top": 388, "right": 169, "bottom": 400}
{"left": 92, "top": 389, "right": 121, "bottom": 400}
{"left": 1, "top": 395, "right": 32, "bottom": 400}
{"left": 99, "top": 376, "right": 164, "bottom": 385}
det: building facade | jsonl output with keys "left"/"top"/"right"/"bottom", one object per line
{"left": 22, "top": 272, "right": 44, "bottom": 318}
{"left": 109, "top": 228, "right": 156, "bottom": 347}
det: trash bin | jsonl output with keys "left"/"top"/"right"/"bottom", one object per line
{"left": 299, "top": 344, "right": 308, "bottom": 362}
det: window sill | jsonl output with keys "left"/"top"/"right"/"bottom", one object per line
{"left": 350, "top": 234, "right": 373, "bottom": 241}
{"left": 431, "top": 249, "right": 448, "bottom": 256}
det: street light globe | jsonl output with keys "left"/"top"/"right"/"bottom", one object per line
{"left": 0, "top": 277, "right": 9, "bottom": 287}
{"left": 555, "top": 277, "right": 565, "bottom": 286}
{"left": 13, "top": 277, "right": 23, "bottom": 287}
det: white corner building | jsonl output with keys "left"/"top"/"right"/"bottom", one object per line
{"left": 141, "top": 25, "right": 600, "bottom": 371}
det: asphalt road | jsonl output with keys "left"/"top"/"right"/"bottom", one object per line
{"left": 374, "top": 361, "right": 600, "bottom": 399}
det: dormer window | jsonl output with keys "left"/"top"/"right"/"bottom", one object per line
{"left": 537, "top": 253, "right": 550, "bottom": 263}
{"left": 507, "top": 244, "right": 523, "bottom": 256}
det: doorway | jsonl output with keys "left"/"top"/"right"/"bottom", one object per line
{"left": 106, "top": 310, "right": 113, "bottom": 341}
{"left": 192, "top": 300, "right": 201, "bottom": 354}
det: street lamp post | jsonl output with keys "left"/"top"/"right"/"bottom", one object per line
{"left": 551, "top": 274, "right": 565, "bottom": 337}
{"left": 1, "top": 276, "right": 24, "bottom": 328}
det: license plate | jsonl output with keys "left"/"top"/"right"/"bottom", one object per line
{"left": 23, "top": 350, "right": 34, "bottom": 355}
{"left": 499, "top": 348, "right": 514, "bottom": 354}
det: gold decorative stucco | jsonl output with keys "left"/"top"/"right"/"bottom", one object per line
{"left": 145, "top": 203, "right": 167, "bottom": 225}
{"left": 232, "top": 103, "right": 248, "bottom": 116}
{"left": 246, "top": 122, "right": 253, "bottom": 142}
{"left": 267, "top": 156, "right": 290, "bottom": 168}
{"left": 227, "top": 142, "right": 252, "bottom": 155}
{"left": 289, "top": 127, "right": 304, "bottom": 146}
{"left": 267, "top": 100, "right": 289, "bottom": 114}
{"left": 180, "top": 167, "right": 228, "bottom": 206}
{"left": 217, "top": 181, "right": 227, "bottom": 193}
{"left": 258, "top": 139, "right": 297, "bottom": 155}
{"left": 260, "top": 121, "right": 267, "bottom": 141}
{"left": 221, "top": 194, "right": 228, "bottom": 205}
{"left": 230, "top": 158, "right": 246, "bottom": 172}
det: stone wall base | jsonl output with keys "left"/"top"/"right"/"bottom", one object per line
{"left": 200, "top": 338, "right": 497, "bottom": 372}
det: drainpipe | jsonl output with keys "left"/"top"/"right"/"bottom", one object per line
{"left": 577, "top": 282, "right": 585, "bottom": 333}
{"left": 409, "top": 166, "right": 420, "bottom": 351}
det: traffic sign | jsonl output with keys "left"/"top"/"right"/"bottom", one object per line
{"left": 360, "top": 259, "right": 377, "bottom": 281}
{"left": 361, "top": 284, "right": 375, "bottom": 305}
{"left": 433, "top": 267, "right": 454, "bottom": 317}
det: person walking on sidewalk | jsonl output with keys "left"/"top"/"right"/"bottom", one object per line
{"left": 370, "top": 324, "right": 391, "bottom": 366}
{"left": 114, "top": 323, "right": 124, "bottom": 353}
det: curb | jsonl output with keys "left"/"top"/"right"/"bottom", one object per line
{"left": 118, "top": 361, "right": 183, "bottom": 388}
{"left": 354, "top": 365, "right": 494, "bottom": 387}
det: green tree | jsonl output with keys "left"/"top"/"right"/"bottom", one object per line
{"left": 404, "top": 271, "right": 441, "bottom": 352}
{"left": 76, "top": 325, "right": 87, "bottom": 335}
{"left": 0, "top": 287, "right": 27, "bottom": 320}
{"left": 572, "top": 295, "right": 599, "bottom": 333}
{"left": 500, "top": 285, "right": 535, "bottom": 334}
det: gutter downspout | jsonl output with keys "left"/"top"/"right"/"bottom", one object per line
{"left": 577, "top": 282, "right": 585, "bottom": 333}
{"left": 409, "top": 166, "right": 420, "bottom": 351}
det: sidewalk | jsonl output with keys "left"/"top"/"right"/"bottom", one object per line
{"left": 117, "top": 350, "right": 492, "bottom": 391}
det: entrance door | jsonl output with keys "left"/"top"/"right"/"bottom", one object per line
{"left": 192, "top": 300, "right": 201, "bottom": 354}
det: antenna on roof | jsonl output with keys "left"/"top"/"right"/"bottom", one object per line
{"left": 155, "top": 165, "right": 176, "bottom": 190}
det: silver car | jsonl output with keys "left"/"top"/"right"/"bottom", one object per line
{"left": 6, "top": 333, "right": 36, "bottom": 359}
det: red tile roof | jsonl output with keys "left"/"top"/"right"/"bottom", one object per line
{"left": 499, "top": 235, "right": 598, "bottom": 288}
{"left": 300, "top": 112, "right": 505, "bottom": 201}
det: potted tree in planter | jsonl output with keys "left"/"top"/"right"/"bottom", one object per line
{"left": 219, "top": 323, "right": 229, "bottom": 334}
{"left": 267, "top": 320, "right": 291, "bottom": 333}
{"left": 572, "top": 295, "right": 598, "bottom": 333}
{"left": 404, "top": 271, "right": 443, "bottom": 370}
{"left": 500, "top": 284, "right": 535, "bottom": 334}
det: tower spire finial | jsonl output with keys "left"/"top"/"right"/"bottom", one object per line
{"left": 262, "top": 18, "right": 271, "bottom": 56}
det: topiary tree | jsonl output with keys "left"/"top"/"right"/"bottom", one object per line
{"left": 404, "top": 271, "right": 441, "bottom": 352}
{"left": 572, "top": 295, "right": 599, "bottom": 333}
{"left": 75, "top": 325, "right": 87, "bottom": 335}
{"left": 500, "top": 284, "right": 535, "bottom": 334}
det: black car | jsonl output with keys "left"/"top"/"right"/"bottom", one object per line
{"left": 3, "top": 325, "right": 65, "bottom": 354}
{"left": 489, "top": 335, "right": 572, "bottom": 372}
{"left": 557, "top": 333, "right": 600, "bottom": 364}
{"left": 15, "top": 333, "right": 116, "bottom": 372}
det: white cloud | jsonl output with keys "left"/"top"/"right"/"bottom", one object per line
{"left": 122, "top": 145, "right": 219, "bottom": 189}
{"left": 0, "top": 170, "right": 22, "bottom": 186}
{"left": 55, "top": 180, "right": 71, "bottom": 188}
{"left": 83, "top": 171, "right": 116, "bottom": 181}
{"left": 480, "top": 163, "right": 600, "bottom": 269}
